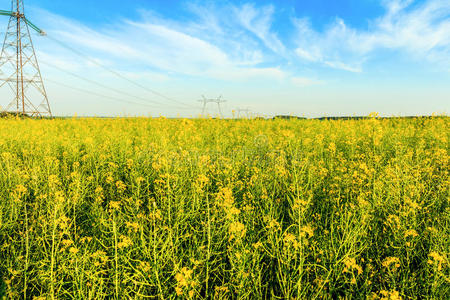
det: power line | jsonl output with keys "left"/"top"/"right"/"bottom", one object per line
{"left": 40, "top": 60, "right": 195, "bottom": 110}
{"left": 46, "top": 78, "right": 169, "bottom": 109}
{"left": 45, "top": 35, "right": 198, "bottom": 109}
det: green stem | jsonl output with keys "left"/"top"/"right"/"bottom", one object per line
{"left": 23, "top": 204, "right": 29, "bottom": 300}
{"left": 206, "top": 192, "right": 211, "bottom": 295}
{"left": 113, "top": 216, "right": 119, "bottom": 299}
{"left": 152, "top": 202, "right": 164, "bottom": 299}
{"left": 50, "top": 204, "right": 58, "bottom": 300}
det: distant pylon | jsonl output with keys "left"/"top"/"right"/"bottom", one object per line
{"left": 236, "top": 108, "right": 251, "bottom": 119}
{"left": 0, "top": 0, "right": 51, "bottom": 117}
{"left": 198, "top": 95, "right": 226, "bottom": 118}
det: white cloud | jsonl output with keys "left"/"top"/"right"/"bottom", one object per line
{"left": 382, "top": 0, "right": 415, "bottom": 15}
{"left": 125, "top": 21, "right": 230, "bottom": 73}
{"left": 293, "top": 0, "right": 450, "bottom": 72}
{"left": 324, "top": 61, "right": 362, "bottom": 73}
{"left": 234, "top": 4, "right": 285, "bottom": 54}
{"left": 295, "top": 48, "right": 321, "bottom": 62}
{"left": 31, "top": 8, "right": 288, "bottom": 82}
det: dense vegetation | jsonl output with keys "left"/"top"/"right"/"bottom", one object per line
{"left": 0, "top": 117, "right": 448, "bottom": 299}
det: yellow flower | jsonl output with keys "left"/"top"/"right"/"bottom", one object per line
{"left": 217, "top": 187, "right": 234, "bottom": 209}
{"left": 228, "top": 207, "right": 241, "bottom": 216}
{"left": 69, "top": 247, "right": 79, "bottom": 254}
{"left": 57, "top": 215, "right": 71, "bottom": 230}
{"left": 175, "top": 286, "right": 183, "bottom": 296}
{"left": 300, "top": 225, "right": 314, "bottom": 238}
{"left": 175, "top": 267, "right": 195, "bottom": 295}
{"left": 389, "top": 290, "right": 402, "bottom": 300}
{"left": 428, "top": 251, "right": 446, "bottom": 271}
{"left": 106, "top": 175, "right": 114, "bottom": 184}
{"left": 126, "top": 222, "right": 140, "bottom": 232}
{"left": 151, "top": 209, "right": 162, "bottom": 221}
{"left": 215, "top": 285, "right": 229, "bottom": 295}
{"left": 328, "top": 142, "right": 337, "bottom": 153}
{"left": 266, "top": 219, "right": 280, "bottom": 230}
{"left": 136, "top": 177, "right": 145, "bottom": 184}
{"left": 126, "top": 159, "right": 134, "bottom": 169}
{"left": 15, "top": 184, "right": 27, "bottom": 194}
{"left": 379, "top": 290, "right": 402, "bottom": 300}
{"left": 108, "top": 162, "right": 118, "bottom": 169}
{"left": 196, "top": 174, "right": 209, "bottom": 188}
{"left": 91, "top": 250, "right": 108, "bottom": 265}
{"left": 343, "top": 257, "right": 363, "bottom": 275}
{"left": 139, "top": 261, "right": 151, "bottom": 273}
{"left": 109, "top": 201, "right": 121, "bottom": 210}
{"left": 48, "top": 174, "right": 60, "bottom": 186}
{"left": 80, "top": 237, "right": 93, "bottom": 244}
{"left": 426, "top": 227, "right": 438, "bottom": 235}
{"left": 229, "top": 221, "right": 246, "bottom": 240}
{"left": 283, "top": 233, "right": 300, "bottom": 249}
{"left": 1, "top": 152, "right": 11, "bottom": 160}
{"left": 382, "top": 257, "right": 400, "bottom": 270}
{"left": 284, "top": 233, "right": 296, "bottom": 243}
{"left": 253, "top": 241, "right": 263, "bottom": 250}
{"left": 115, "top": 181, "right": 126, "bottom": 193}
{"left": 62, "top": 239, "right": 74, "bottom": 247}
{"left": 117, "top": 236, "right": 133, "bottom": 249}
{"left": 404, "top": 229, "right": 418, "bottom": 238}
{"left": 217, "top": 187, "right": 242, "bottom": 219}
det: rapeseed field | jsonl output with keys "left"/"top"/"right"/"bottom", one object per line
{"left": 0, "top": 117, "right": 448, "bottom": 299}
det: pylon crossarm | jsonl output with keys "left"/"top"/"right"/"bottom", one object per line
{"left": 24, "top": 18, "right": 45, "bottom": 35}
{"left": 0, "top": 10, "right": 14, "bottom": 17}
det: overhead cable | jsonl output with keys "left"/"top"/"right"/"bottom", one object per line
{"left": 40, "top": 60, "right": 195, "bottom": 110}
{"left": 45, "top": 35, "right": 198, "bottom": 109}
{"left": 46, "top": 78, "right": 169, "bottom": 109}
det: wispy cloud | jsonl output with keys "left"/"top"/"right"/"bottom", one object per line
{"left": 234, "top": 4, "right": 285, "bottom": 55}
{"left": 33, "top": 4, "right": 290, "bottom": 82}
{"left": 293, "top": 0, "right": 450, "bottom": 72}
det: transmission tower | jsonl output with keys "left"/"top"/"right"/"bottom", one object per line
{"left": 236, "top": 108, "right": 251, "bottom": 119}
{"left": 198, "top": 95, "right": 226, "bottom": 118}
{"left": 0, "top": 0, "right": 51, "bottom": 117}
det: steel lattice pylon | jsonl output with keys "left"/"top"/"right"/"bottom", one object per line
{"left": 0, "top": 0, "right": 51, "bottom": 117}
{"left": 198, "top": 95, "right": 226, "bottom": 118}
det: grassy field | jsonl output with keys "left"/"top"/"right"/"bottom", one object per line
{"left": 0, "top": 117, "right": 448, "bottom": 299}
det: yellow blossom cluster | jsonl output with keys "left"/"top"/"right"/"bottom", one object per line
{"left": 175, "top": 267, "right": 197, "bottom": 297}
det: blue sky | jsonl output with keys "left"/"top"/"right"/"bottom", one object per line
{"left": 0, "top": 0, "right": 449, "bottom": 117}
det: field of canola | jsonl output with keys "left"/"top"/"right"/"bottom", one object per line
{"left": 0, "top": 117, "right": 448, "bottom": 299}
